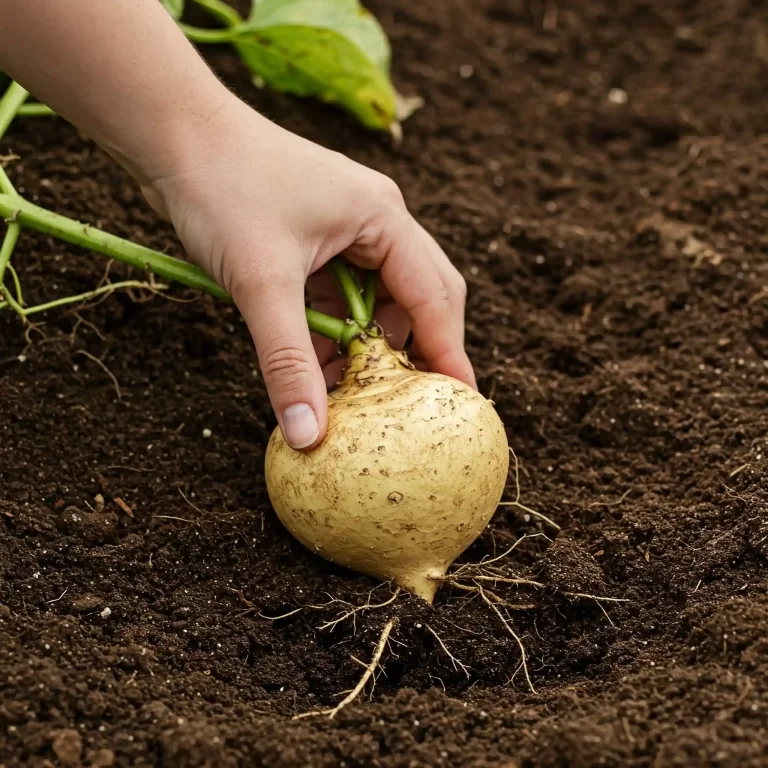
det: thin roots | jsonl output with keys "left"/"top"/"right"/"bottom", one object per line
{"left": 468, "top": 574, "right": 545, "bottom": 588}
{"left": 441, "top": 531, "right": 630, "bottom": 691}
{"left": 424, "top": 624, "right": 471, "bottom": 679}
{"left": 497, "top": 448, "right": 561, "bottom": 530}
{"left": 445, "top": 533, "right": 547, "bottom": 600}
{"left": 294, "top": 619, "right": 397, "bottom": 720}
{"left": 447, "top": 553, "right": 628, "bottom": 612}
{"left": 561, "top": 591, "right": 629, "bottom": 604}
{"left": 450, "top": 534, "right": 532, "bottom": 578}
{"left": 253, "top": 585, "right": 402, "bottom": 632}
{"left": 318, "top": 588, "right": 401, "bottom": 632}
{"left": 75, "top": 349, "right": 121, "bottom": 399}
{"left": 447, "top": 580, "right": 535, "bottom": 693}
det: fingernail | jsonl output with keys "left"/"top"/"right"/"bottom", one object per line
{"left": 281, "top": 403, "right": 319, "bottom": 450}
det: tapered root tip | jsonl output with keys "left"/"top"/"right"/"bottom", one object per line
{"left": 396, "top": 569, "right": 443, "bottom": 604}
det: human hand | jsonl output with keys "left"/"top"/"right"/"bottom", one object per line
{"left": 143, "top": 94, "right": 476, "bottom": 450}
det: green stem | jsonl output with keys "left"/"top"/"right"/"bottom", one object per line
{"left": 0, "top": 279, "right": 25, "bottom": 319}
{"left": 0, "top": 82, "right": 27, "bottom": 196}
{"left": 190, "top": 0, "right": 242, "bottom": 26}
{"left": 16, "top": 103, "right": 56, "bottom": 118}
{"left": 327, "top": 257, "right": 370, "bottom": 326}
{"left": 0, "top": 193, "right": 358, "bottom": 344}
{"left": 0, "top": 166, "right": 15, "bottom": 195}
{"left": 0, "top": 192, "right": 230, "bottom": 299}
{"left": 307, "top": 308, "right": 356, "bottom": 345}
{"left": 364, "top": 270, "right": 377, "bottom": 319}
{"left": 6, "top": 262, "right": 23, "bottom": 304}
{"left": 0, "top": 220, "right": 20, "bottom": 283}
{"left": 178, "top": 24, "right": 235, "bottom": 44}
{"left": 0, "top": 81, "right": 28, "bottom": 141}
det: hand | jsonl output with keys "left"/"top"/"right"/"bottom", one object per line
{"left": 143, "top": 94, "right": 475, "bottom": 450}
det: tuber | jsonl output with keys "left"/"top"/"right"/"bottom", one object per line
{"left": 265, "top": 332, "right": 509, "bottom": 603}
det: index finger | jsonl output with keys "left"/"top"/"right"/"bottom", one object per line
{"left": 345, "top": 207, "right": 475, "bottom": 388}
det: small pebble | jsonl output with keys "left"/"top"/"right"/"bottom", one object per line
{"left": 608, "top": 88, "right": 628, "bottom": 104}
{"left": 202, "top": 428, "right": 212, "bottom": 439}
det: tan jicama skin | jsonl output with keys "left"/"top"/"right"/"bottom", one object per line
{"left": 265, "top": 333, "right": 509, "bottom": 603}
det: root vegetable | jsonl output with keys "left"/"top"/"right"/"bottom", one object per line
{"left": 265, "top": 333, "right": 509, "bottom": 603}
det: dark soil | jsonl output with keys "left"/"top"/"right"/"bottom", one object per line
{"left": 3, "top": 0, "right": 768, "bottom": 765}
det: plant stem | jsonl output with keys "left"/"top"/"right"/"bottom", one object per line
{"left": 16, "top": 104, "right": 56, "bottom": 118}
{"left": 190, "top": 0, "right": 242, "bottom": 26}
{"left": 0, "top": 220, "right": 20, "bottom": 284}
{"left": 0, "top": 279, "right": 25, "bottom": 319}
{"left": 0, "top": 193, "right": 358, "bottom": 344}
{"left": 327, "top": 257, "right": 370, "bottom": 326}
{"left": 0, "top": 166, "right": 15, "bottom": 195}
{"left": 178, "top": 24, "right": 236, "bottom": 44}
{"left": 307, "top": 308, "right": 356, "bottom": 345}
{"left": 6, "top": 262, "right": 23, "bottom": 304}
{"left": 364, "top": 270, "right": 377, "bottom": 319}
{"left": 0, "top": 192, "right": 230, "bottom": 299}
{"left": 0, "top": 82, "right": 26, "bottom": 196}
{"left": 0, "top": 81, "right": 28, "bottom": 141}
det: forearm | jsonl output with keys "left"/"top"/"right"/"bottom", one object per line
{"left": 0, "top": 0, "right": 231, "bottom": 184}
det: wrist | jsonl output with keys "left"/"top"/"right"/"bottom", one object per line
{"left": 108, "top": 81, "right": 238, "bottom": 189}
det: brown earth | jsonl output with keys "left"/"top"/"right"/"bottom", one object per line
{"left": 3, "top": 0, "right": 768, "bottom": 766}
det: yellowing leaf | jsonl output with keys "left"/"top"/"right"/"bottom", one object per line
{"left": 229, "top": 0, "right": 408, "bottom": 131}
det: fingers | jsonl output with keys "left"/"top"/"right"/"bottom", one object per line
{"left": 345, "top": 186, "right": 476, "bottom": 388}
{"left": 416, "top": 222, "right": 467, "bottom": 349}
{"left": 230, "top": 255, "right": 328, "bottom": 451}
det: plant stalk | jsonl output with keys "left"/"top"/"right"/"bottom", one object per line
{"left": 0, "top": 278, "right": 25, "bottom": 318}
{"left": 6, "top": 262, "right": 23, "bottom": 304}
{"left": 16, "top": 103, "right": 56, "bottom": 118}
{"left": 0, "top": 221, "right": 20, "bottom": 284}
{"left": 364, "top": 270, "right": 377, "bottom": 319}
{"left": 307, "top": 308, "right": 362, "bottom": 346}
{"left": 0, "top": 82, "right": 26, "bottom": 195}
{"left": 0, "top": 192, "right": 229, "bottom": 299}
{"left": 0, "top": 193, "right": 361, "bottom": 344}
{"left": 0, "top": 81, "right": 28, "bottom": 141}
{"left": 0, "top": 166, "right": 15, "bottom": 196}
{"left": 327, "top": 257, "right": 370, "bottom": 326}
{"left": 178, "top": 24, "right": 236, "bottom": 44}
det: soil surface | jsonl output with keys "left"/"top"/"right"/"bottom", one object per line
{"left": 3, "top": 1, "right": 768, "bottom": 766}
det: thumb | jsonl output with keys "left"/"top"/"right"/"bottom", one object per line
{"left": 232, "top": 267, "right": 328, "bottom": 451}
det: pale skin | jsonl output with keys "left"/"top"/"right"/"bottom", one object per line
{"left": 0, "top": 0, "right": 476, "bottom": 450}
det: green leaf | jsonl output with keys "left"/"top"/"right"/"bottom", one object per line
{"left": 161, "top": 0, "right": 186, "bottom": 20}
{"left": 245, "top": 0, "right": 391, "bottom": 73}
{"left": 227, "top": 0, "right": 411, "bottom": 132}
